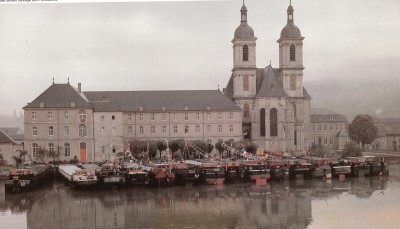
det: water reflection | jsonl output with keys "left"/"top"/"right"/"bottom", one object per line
{"left": 0, "top": 167, "right": 395, "bottom": 229}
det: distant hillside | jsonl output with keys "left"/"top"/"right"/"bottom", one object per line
{"left": 305, "top": 79, "right": 400, "bottom": 121}
{"left": 0, "top": 114, "right": 24, "bottom": 131}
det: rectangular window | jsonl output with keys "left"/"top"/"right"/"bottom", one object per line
{"left": 162, "top": 126, "right": 167, "bottom": 134}
{"left": 48, "top": 111, "right": 53, "bottom": 119}
{"left": 162, "top": 113, "right": 166, "bottom": 121}
{"left": 185, "top": 125, "right": 189, "bottom": 134}
{"left": 101, "top": 127, "right": 105, "bottom": 135}
{"left": 330, "top": 125, "right": 333, "bottom": 131}
{"left": 151, "top": 113, "right": 155, "bottom": 121}
{"left": 112, "top": 145, "right": 116, "bottom": 153}
{"left": 112, "top": 127, "right": 116, "bottom": 134}
{"left": 218, "top": 125, "right": 222, "bottom": 133}
{"left": 184, "top": 113, "right": 189, "bottom": 121}
{"left": 218, "top": 113, "right": 222, "bottom": 120}
{"left": 173, "top": 113, "right": 177, "bottom": 121}
{"left": 64, "top": 126, "right": 69, "bottom": 136}
{"left": 318, "top": 125, "right": 321, "bottom": 131}
{"left": 324, "top": 138, "right": 328, "bottom": 145}
{"left": 32, "top": 127, "right": 37, "bottom": 136}
{"left": 48, "top": 143, "right": 54, "bottom": 152}
{"left": 139, "top": 126, "right": 144, "bottom": 134}
{"left": 243, "top": 75, "right": 249, "bottom": 91}
{"left": 139, "top": 113, "right": 143, "bottom": 121}
{"left": 195, "top": 125, "right": 200, "bottom": 133}
{"left": 64, "top": 111, "right": 69, "bottom": 119}
{"left": 32, "top": 112, "right": 37, "bottom": 120}
{"left": 128, "top": 126, "right": 132, "bottom": 135}
{"left": 229, "top": 112, "right": 233, "bottom": 120}
{"left": 207, "top": 113, "right": 211, "bottom": 121}
{"left": 312, "top": 125, "right": 315, "bottom": 131}
{"left": 174, "top": 125, "right": 178, "bottom": 133}
{"left": 207, "top": 139, "right": 212, "bottom": 144}
{"left": 151, "top": 126, "right": 155, "bottom": 134}
{"left": 112, "top": 115, "right": 115, "bottom": 120}
{"left": 64, "top": 143, "right": 70, "bottom": 157}
{"left": 101, "top": 146, "right": 105, "bottom": 154}
{"left": 207, "top": 125, "right": 211, "bottom": 133}
{"left": 330, "top": 138, "right": 334, "bottom": 145}
{"left": 196, "top": 113, "right": 200, "bottom": 121}
{"left": 128, "top": 114, "right": 132, "bottom": 122}
{"left": 101, "top": 115, "right": 104, "bottom": 121}
{"left": 48, "top": 126, "right": 54, "bottom": 136}
{"left": 230, "top": 125, "right": 233, "bottom": 133}
{"left": 324, "top": 125, "right": 327, "bottom": 131}
{"left": 336, "top": 125, "right": 339, "bottom": 131}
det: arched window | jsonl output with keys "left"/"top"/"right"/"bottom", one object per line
{"left": 79, "top": 110, "right": 86, "bottom": 123}
{"left": 64, "top": 143, "right": 70, "bottom": 157}
{"left": 243, "top": 103, "right": 250, "bottom": 118}
{"left": 260, "top": 109, "right": 266, "bottom": 137}
{"left": 294, "top": 130, "right": 297, "bottom": 146}
{"left": 290, "top": 74, "right": 296, "bottom": 90}
{"left": 270, "top": 108, "right": 278, "bottom": 136}
{"left": 32, "top": 126, "right": 38, "bottom": 136}
{"left": 243, "top": 45, "right": 249, "bottom": 61}
{"left": 32, "top": 143, "right": 38, "bottom": 157}
{"left": 290, "top": 45, "right": 296, "bottom": 61}
{"left": 79, "top": 124, "right": 87, "bottom": 137}
{"left": 243, "top": 75, "right": 249, "bottom": 91}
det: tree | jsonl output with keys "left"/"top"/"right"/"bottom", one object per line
{"left": 215, "top": 139, "right": 224, "bottom": 153}
{"left": 341, "top": 142, "right": 362, "bottom": 158}
{"left": 12, "top": 150, "right": 28, "bottom": 169}
{"left": 156, "top": 140, "right": 167, "bottom": 159}
{"left": 35, "top": 147, "right": 47, "bottom": 164}
{"left": 348, "top": 114, "right": 378, "bottom": 149}
{"left": 207, "top": 144, "right": 214, "bottom": 154}
{"left": 309, "top": 144, "right": 324, "bottom": 157}
{"left": 192, "top": 140, "right": 207, "bottom": 158}
{"left": 48, "top": 146, "right": 61, "bottom": 164}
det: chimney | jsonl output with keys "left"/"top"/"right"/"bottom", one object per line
{"left": 78, "top": 83, "right": 81, "bottom": 93}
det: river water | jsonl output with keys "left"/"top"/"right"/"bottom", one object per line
{"left": 0, "top": 165, "right": 399, "bottom": 229}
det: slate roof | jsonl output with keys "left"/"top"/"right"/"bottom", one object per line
{"left": 0, "top": 127, "right": 22, "bottom": 136}
{"left": 374, "top": 118, "right": 400, "bottom": 136}
{"left": 24, "top": 84, "right": 91, "bottom": 109}
{"left": 84, "top": 90, "right": 241, "bottom": 112}
{"left": 311, "top": 108, "right": 348, "bottom": 123}
{"left": 224, "top": 64, "right": 311, "bottom": 100}
{"left": 0, "top": 132, "right": 17, "bottom": 145}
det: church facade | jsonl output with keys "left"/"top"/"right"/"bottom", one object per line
{"left": 225, "top": 3, "right": 311, "bottom": 155}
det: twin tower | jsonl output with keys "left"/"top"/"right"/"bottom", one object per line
{"left": 225, "top": 2, "right": 311, "bottom": 154}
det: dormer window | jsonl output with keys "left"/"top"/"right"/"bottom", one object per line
{"left": 207, "top": 106, "right": 211, "bottom": 111}
{"left": 184, "top": 106, "right": 189, "bottom": 111}
{"left": 139, "top": 106, "right": 143, "bottom": 112}
{"left": 40, "top": 102, "right": 45, "bottom": 108}
{"left": 71, "top": 102, "right": 75, "bottom": 107}
{"left": 162, "top": 106, "right": 166, "bottom": 111}
{"left": 243, "top": 45, "right": 249, "bottom": 61}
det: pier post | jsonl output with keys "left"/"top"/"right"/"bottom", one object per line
{"left": 0, "top": 181, "right": 5, "bottom": 207}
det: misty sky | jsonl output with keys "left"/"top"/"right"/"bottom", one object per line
{"left": 0, "top": 0, "right": 399, "bottom": 115}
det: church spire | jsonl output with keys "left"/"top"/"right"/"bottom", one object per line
{"left": 287, "top": 0, "right": 294, "bottom": 22}
{"left": 240, "top": 0, "right": 248, "bottom": 22}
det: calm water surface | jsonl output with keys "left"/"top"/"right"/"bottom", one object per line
{"left": 1, "top": 165, "right": 400, "bottom": 229}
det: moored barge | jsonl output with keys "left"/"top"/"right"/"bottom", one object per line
{"left": 4, "top": 165, "right": 53, "bottom": 193}
{"left": 58, "top": 164, "right": 98, "bottom": 187}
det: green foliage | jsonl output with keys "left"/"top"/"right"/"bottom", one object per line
{"left": 156, "top": 140, "right": 167, "bottom": 158}
{"left": 234, "top": 140, "right": 258, "bottom": 153}
{"left": 215, "top": 139, "right": 224, "bottom": 152}
{"left": 129, "top": 140, "right": 147, "bottom": 154}
{"left": 148, "top": 141, "right": 158, "bottom": 158}
{"left": 12, "top": 150, "right": 28, "bottom": 169}
{"left": 207, "top": 144, "right": 214, "bottom": 153}
{"left": 0, "top": 153, "right": 3, "bottom": 160}
{"left": 341, "top": 142, "right": 362, "bottom": 158}
{"left": 348, "top": 114, "right": 378, "bottom": 148}
{"left": 309, "top": 144, "right": 325, "bottom": 157}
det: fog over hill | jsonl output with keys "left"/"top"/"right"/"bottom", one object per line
{"left": 305, "top": 79, "right": 400, "bottom": 121}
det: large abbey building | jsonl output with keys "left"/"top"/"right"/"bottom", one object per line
{"left": 22, "top": 2, "right": 311, "bottom": 162}
{"left": 225, "top": 2, "right": 311, "bottom": 154}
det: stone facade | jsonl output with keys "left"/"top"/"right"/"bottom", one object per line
{"left": 225, "top": 3, "right": 311, "bottom": 154}
{"left": 23, "top": 84, "right": 242, "bottom": 162}
{"left": 373, "top": 118, "right": 400, "bottom": 151}
{"left": 310, "top": 108, "right": 349, "bottom": 151}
